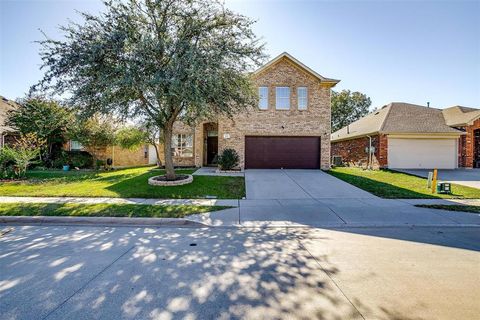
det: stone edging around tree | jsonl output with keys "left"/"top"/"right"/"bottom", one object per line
{"left": 148, "top": 174, "right": 193, "bottom": 186}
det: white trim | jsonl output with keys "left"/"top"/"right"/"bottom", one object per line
{"left": 387, "top": 133, "right": 464, "bottom": 139}
{"left": 331, "top": 131, "right": 464, "bottom": 143}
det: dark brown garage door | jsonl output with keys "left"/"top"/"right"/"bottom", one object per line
{"left": 245, "top": 136, "right": 320, "bottom": 169}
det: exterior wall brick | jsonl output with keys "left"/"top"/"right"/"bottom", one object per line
{"left": 461, "top": 118, "right": 480, "bottom": 168}
{"left": 378, "top": 134, "right": 388, "bottom": 167}
{"left": 109, "top": 146, "right": 149, "bottom": 167}
{"left": 65, "top": 142, "right": 149, "bottom": 168}
{"left": 332, "top": 135, "right": 378, "bottom": 168}
{"left": 96, "top": 145, "right": 149, "bottom": 168}
{"left": 217, "top": 57, "right": 332, "bottom": 169}
{"left": 331, "top": 134, "right": 388, "bottom": 169}
{"left": 458, "top": 133, "right": 467, "bottom": 167}
{"left": 163, "top": 56, "right": 333, "bottom": 170}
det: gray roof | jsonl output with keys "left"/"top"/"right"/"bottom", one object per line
{"left": 442, "top": 105, "right": 480, "bottom": 127}
{"left": 331, "top": 102, "right": 462, "bottom": 142}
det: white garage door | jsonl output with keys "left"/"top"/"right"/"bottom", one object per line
{"left": 388, "top": 138, "right": 457, "bottom": 169}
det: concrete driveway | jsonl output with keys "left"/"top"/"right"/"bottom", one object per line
{"left": 236, "top": 169, "right": 480, "bottom": 227}
{"left": 398, "top": 168, "right": 480, "bottom": 189}
{"left": 245, "top": 169, "right": 375, "bottom": 200}
{"left": 1, "top": 225, "right": 479, "bottom": 320}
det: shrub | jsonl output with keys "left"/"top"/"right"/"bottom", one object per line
{"left": 69, "top": 151, "right": 93, "bottom": 168}
{"left": 51, "top": 150, "right": 68, "bottom": 168}
{"left": 96, "top": 159, "right": 106, "bottom": 169}
{"left": 217, "top": 148, "right": 239, "bottom": 171}
{"left": 51, "top": 150, "right": 94, "bottom": 169}
{"left": 0, "top": 150, "right": 15, "bottom": 179}
{"left": 1, "top": 133, "right": 44, "bottom": 178}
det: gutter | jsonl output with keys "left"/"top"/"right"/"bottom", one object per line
{"left": 332, "top": 131, "right": 464, "bottom": 143}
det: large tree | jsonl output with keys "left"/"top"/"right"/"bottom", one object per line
{"left": 35, "top": 0, "right": 265, "bottom": 179}
{"left": 331, "top": 90, "right": 372, "bottom": 132}
{"left": 7, "top": 98, "right": 73, "bottom": 165}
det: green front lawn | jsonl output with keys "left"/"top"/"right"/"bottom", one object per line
{"left": 415, "top": 204, "right": 480, "bottom": 214}
{"left": 0, "top": 166, "right": 245, "bottom": 199}
{"left": 328, "top": 167, "right": 480, "bottom": 199}
{"left": 0, "top": 203, "right": 229, "bottom": 218}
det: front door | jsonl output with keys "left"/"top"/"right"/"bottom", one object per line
{"left": 207, "top": 136, "right": 218, "bottom": 165}
{"left": 474, "top": 129, "right": 480, "bottom": 168}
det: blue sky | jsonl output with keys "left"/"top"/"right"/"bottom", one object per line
{"left": 1, "top": 0, "right": 479, "bottom": 109}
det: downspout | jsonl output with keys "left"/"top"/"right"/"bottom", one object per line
{"left": 367, "top": 136, "right": 372, "bottom": 170}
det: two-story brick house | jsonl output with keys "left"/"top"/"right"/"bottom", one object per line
{"left": 156, "top": 52, "right": 339, "bottom": 170}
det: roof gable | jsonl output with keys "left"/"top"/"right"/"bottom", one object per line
{"left": 253, "top": 52, "right": 340, "bottom": 86}
{"left": 442, "top": 105, "right": 480, "bottom": 126}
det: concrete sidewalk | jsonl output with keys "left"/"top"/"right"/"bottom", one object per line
{"left": 2, "top": 195, "right": 480, "bottom": 207}
{"left": 0, "top": 196, "right": 239, "bottom": 207}
{"left": 2, "top": 196, "right": 479, "bottom": 228}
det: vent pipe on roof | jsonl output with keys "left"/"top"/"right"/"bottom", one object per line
{"left": 427, "top": 102, "right": 430, "bottom": 108}
{"left": 347, "top": 125, "right": 350, "bottom": 134}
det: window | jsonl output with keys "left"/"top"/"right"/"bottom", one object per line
{"left": 171, "top": 134, "right": 193, "bottom": 157}
{"left": 276, "top": 87, "right": 290, "bottom": 110}
{"left": 258, "top": 87, "right": 268, "bottom": 110}
{"left": 70, "top": 140, "right": 83, "bottom": 151}
{"left": 297, "top": 87, "right": 308, "bottom": 110}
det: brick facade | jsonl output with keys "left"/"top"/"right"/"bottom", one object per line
{"left": 460, "top": 118, "right": 480, "bottom": 168}
{"left": 331, "top": 134, "right": 388, "bottom": 169}
{"left": 168, "top": 56, "right": 333, "bottom": 170}
{"left": 66, "top": 141, "right": 149, "bottom": 168}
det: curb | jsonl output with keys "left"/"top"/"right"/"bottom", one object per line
{"left": 0, "top": 216, "right": 209, "bottom": 228}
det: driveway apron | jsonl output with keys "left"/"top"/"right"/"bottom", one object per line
{"left": 245, "top": 169, "right": 375, "bottom": 200}
{"left": 241, "top": 169, "right": 479, "bottom": 227}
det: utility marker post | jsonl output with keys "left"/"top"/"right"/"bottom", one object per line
{"left": 431, "top": 168, "right": 438, "bottom": 193}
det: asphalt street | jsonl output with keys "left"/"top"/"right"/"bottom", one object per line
{"left": 1, "top": 225, "right": 479, "bottom": 320}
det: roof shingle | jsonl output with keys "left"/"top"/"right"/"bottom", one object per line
{"left": 331, "top": 102, "right": 462, "bottom": 142}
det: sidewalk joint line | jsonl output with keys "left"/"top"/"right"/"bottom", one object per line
{"left": 281, "top": 169, "right": 316, "bottom": 200}
{"left": 42, "top": 244, "right": 135, "bottom": 320}
{"left": 296, "top": 237, "right": 366, "bottom": 320}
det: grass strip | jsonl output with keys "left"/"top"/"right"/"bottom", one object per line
{"left": 415, "top": 204, "right": 480, "bottom": 214}
{"left": 0, "top": 203, "right": 231, "bottom": 218}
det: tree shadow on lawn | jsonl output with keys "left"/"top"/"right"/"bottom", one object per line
{"left": 329, "top": 171, "right": 469, "bottom": 199}
{"left": 105, "top": 170, "right": 245, "bottom": 199}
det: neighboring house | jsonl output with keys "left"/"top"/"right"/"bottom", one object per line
{"left": 1, "top": 95, "right": 151, "bottom": 168}
{"left": 442, "top": 106, "right": 480, "bottom": 168}
{"left": 155, "top": 52, "right": 339, "bottom": 170}
{"left": 331, "top": 103, "right": 468, "bottom": 169}
{"left": 0, "top": 96, "right": 18, "bottom": 148}
{"left": 67, "top": 140, "right": 154, "bottom": 168}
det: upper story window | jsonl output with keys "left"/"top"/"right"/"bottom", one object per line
{"left": 258, "top": 87, "right": 268, "bottom": 110}
{"left": 276, "top": 87, "right": 290, "bottom": 110}
{"left": 297, "top": 87, "right": 308, "bottom": 110}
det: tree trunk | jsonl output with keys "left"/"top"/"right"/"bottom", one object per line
{"left": 163, "top": 123, "right": 176, "bottom": 180}
{"left": 154, "top": 144, "right": 162, "bottom": 167}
